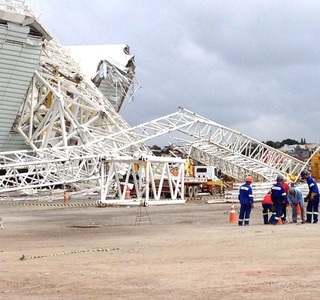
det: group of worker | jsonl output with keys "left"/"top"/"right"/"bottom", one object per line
{"left": 237, "top": 169, "right": 319, "bottom": 226}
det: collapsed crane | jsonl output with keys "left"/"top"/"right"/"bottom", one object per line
{"left": 0, "top": 1, "right": 309, "bottom": 205}
{"left": 0, "top": 0, "right": 185, "bottom": 204}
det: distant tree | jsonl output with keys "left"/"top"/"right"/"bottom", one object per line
{"left": 264, "top": 139, "right": 302, "bottom": 149}
{"left": 265, "top": 141, "right": 275, "bottom": 147}
{"left": 281, "top": 139, "right": 299, "bottom": 146}
{"left": 150, "top": 145, "right": 161, "bottom": 151}
{"left": 161, "top": 147, "right": 170, "bottom": 154}
{"left": 274, "top": 142, "right": 282, "bottom": 149}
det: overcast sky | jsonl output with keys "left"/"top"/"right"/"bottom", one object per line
{"left": 26, "top": 0, "right": 320, "bottom": 145}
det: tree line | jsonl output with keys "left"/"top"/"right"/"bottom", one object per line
{"left": 150, "top": 138, "right": 307, "bottom": 153}
{"left": 263, "top": 138, "right": 306, "bottom": 149}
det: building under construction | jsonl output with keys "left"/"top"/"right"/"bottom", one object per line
{"left": 0, "top": 1, "right": 311, "bottom": 205}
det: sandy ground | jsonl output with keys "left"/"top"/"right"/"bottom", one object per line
{"left": 0, "top": 199, "right": 319, "bottom": 300}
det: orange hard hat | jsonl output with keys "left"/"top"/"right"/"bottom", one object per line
{"left": 245, "top": 176, "right": 253, "bottom": 183}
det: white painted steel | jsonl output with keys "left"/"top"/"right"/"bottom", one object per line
{"left": 99, "top": 156, "right": 186, "bottom": 204}
{"left": 87, "top": 107, "right": 306, "bottom": 182}
{"left": 0, "top": 1, "right": 309, "bottom": 206}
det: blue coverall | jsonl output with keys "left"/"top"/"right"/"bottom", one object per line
{"left": 271, "top": 182, "right": 287, "bottom": 225}
{"left": 305, "top": 176, "right": 319, "bottom": 223}
{"left": 238, "top": 182, "right": 254, "bottom": 226}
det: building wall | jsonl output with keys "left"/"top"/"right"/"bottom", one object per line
{"left": 0, "top": 22, "right": 43, "bottom": 151}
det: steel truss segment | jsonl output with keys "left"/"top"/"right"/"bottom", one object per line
{"left": 85, "top": 109, "right": 198, "bottom": 148}
{"left": 0, "top": 2, "right": 306, "bottom": 196}
{"left": 80, "top": 107, "right": 305, "bottom": 182}
{"left": 178, "top": 145, "right": 257, "bottom": 181}
{"left": 98, "top": 156, "right": 186, "bottom": 204}
{"left": 177, "top": 111, "right": 304, "bottom": 179}
{"left": 0, "top": 159, "right": 101, "bottom": 193}
{"left": 17, "top": 69, "right": 131, "bottom": 149}
{"left": 181, "top": 137, "right": 303, "bottom": 182}
{"left": 0, "top": 2, "right": 181, "bottom": 198}
{"left": 10, "top": 5, "right": 135, "bottom": 150}
{"left": 0, "top": 103, "right": 306, "bottom": 194}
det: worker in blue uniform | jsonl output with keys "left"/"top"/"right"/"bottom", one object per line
{"left": 301, "top": 170, "right": 319, "bottom": 223}
{"left": 271, "top": 175, "right": 287, "bottom": 225}
{"left": 238, "top": 176, "right": 254, "bottom": 226}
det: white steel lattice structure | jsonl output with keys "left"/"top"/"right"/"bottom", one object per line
{"left": 0, "top": 1, "right": 309, "bottom": 204}
{"left": 86, "top": 107, "right": 307, "bottom": 183}
{"left": 99, "top": 156, "right": 186, "bottom": 205}
{"left": 0, "top": 0, "right": 142, "bottom": 152}
{"left": 0, "top": 1, "right": 184, "bottom": 204}
{"left": 0, "top": 106, "right": 307, "bottom": 201}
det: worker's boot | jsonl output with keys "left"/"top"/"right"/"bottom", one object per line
{"left": 313, "top": 215, "right": 318, "bottom": 224}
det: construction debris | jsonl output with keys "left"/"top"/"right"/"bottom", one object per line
{"left": 0, "top": 1, "right": 311, "bottom": 205}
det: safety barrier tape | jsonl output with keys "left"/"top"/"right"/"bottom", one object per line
{"left": 94, "top": 196, "right": 226, "bottom": 206}
{"left": 186, "top": 195, "right": 226, "bottom": 201}
{"left": 0, "top": 201, "right": 97, "bottom": 207}
{"left": 0, "top": 195, "right": 226, "bottom": 207}
{"left": 19, "top": 247, "right": 120, "bottom": 260}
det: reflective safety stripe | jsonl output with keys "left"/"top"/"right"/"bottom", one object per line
{"left": 238, "top": 218, "right": 244, "bottom": 221}
{"left": 272, "top": 186, "right": 281, "bottom": 191}
{"left": 263, "top": 212, "right": 268, "bottom": 216}
{"left": 307, "top": 211, "right": 313, "bottom": 215}
{"left": 244, "top": 218, "right": 250, "bottom": 221}
{"left": 314, "top": 212, "right": 319, "bottom": 215}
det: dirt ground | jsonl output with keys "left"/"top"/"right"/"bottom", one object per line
{"left": 0, "top": 198, "right": 319, "bottom": 300}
